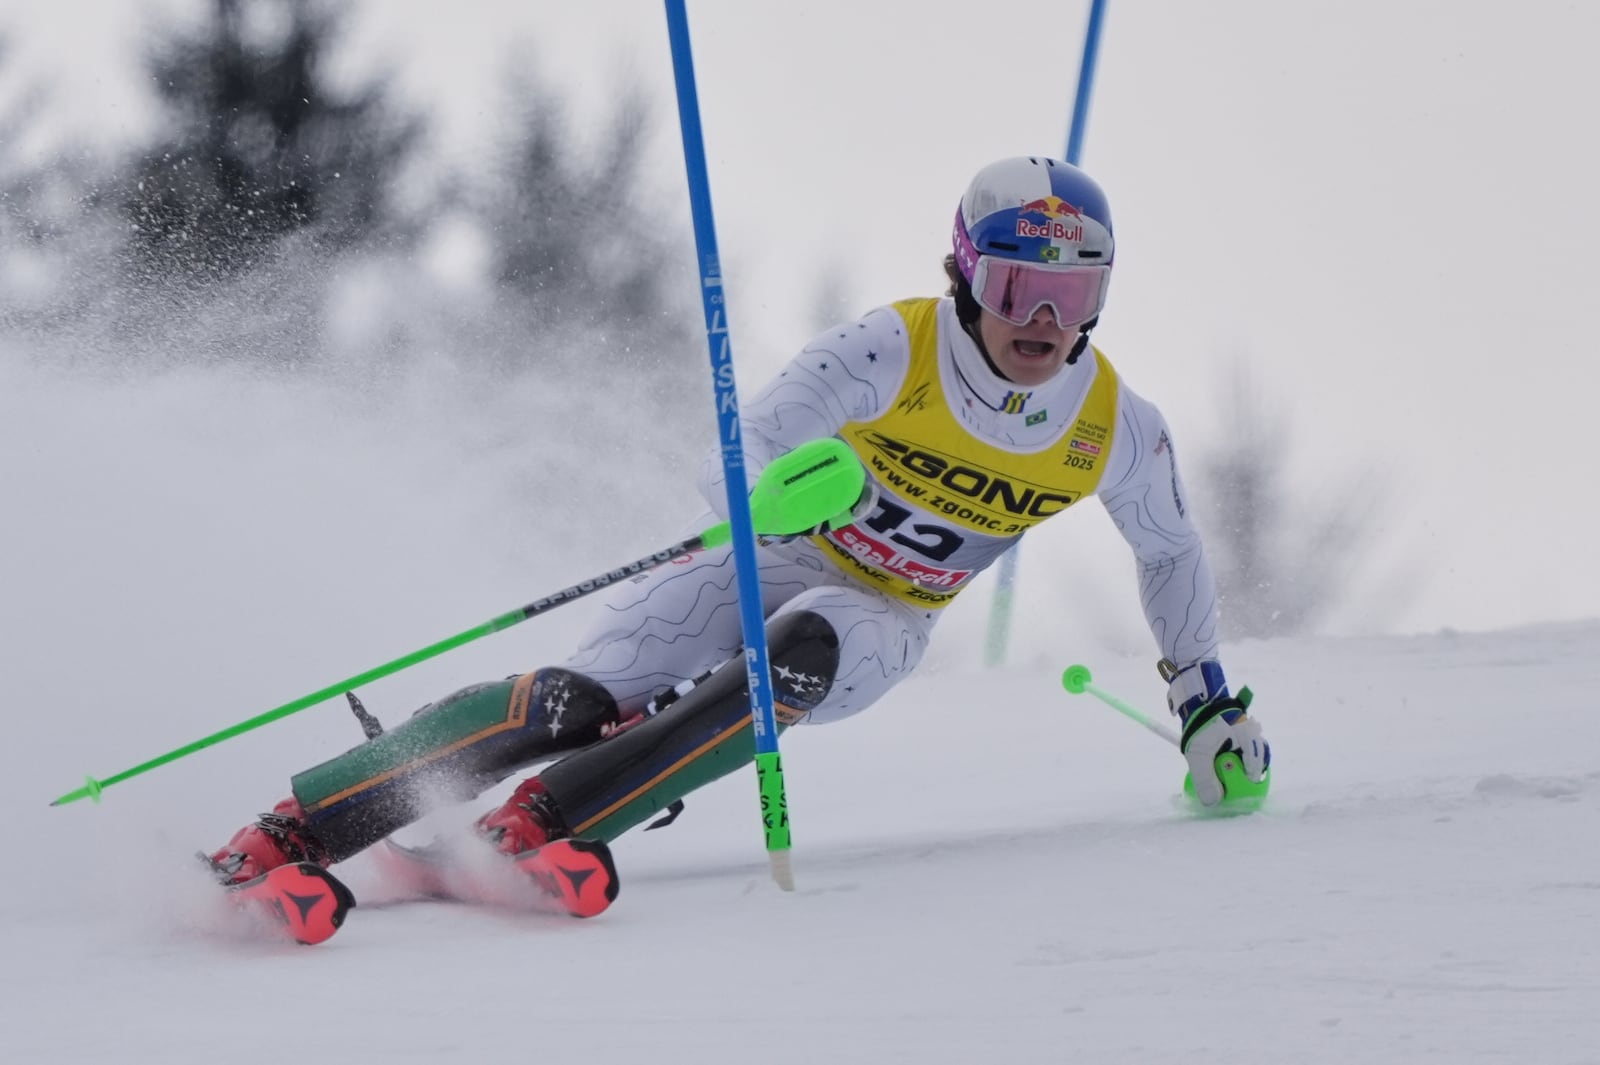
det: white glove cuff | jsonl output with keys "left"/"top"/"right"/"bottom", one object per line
{"left": 1165, "top": 660, "right": 1229, "bottom": 719}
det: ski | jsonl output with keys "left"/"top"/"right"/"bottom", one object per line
{"left": 373, "top": 836, "right": 619, "bottom": 918}
{"left": 227, "top": 862, "right": 356, "bottom": 945}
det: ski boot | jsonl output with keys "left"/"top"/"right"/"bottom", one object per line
{"left": 474, "top": 777, "right": 568, "bottom": 857}
{"left": 206, "top": 797, "right": 332, "bottom": 885}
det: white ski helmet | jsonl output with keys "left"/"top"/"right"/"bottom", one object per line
{"left": 952, "top": 156, "right": 1114, "bottom": 349}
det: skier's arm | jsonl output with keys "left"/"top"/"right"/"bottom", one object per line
{"left": 697, "top": 306, "right": 910, "bottom": 517}
{"left": 1097, "top": 387, "right": 1222, "bottom": 684}
{"left": 1098, "top": 388, "right": 1270, "bottom": 805}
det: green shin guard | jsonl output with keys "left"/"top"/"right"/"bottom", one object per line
{"left": 539, "top": 610, "right": 841, "bottom": 844}
{"left": 290, "top": 669, "right": 622, "bottom": 860}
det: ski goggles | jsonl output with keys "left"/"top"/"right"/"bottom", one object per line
{"left": 969, "top": 256, "right": 1111, "bottom": 327}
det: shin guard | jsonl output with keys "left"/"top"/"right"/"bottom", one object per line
{"left": 538, "top": 610, "right": 841, "bottom": 844}
{"left": 291, "top": 668, "right": 621, "bottom": 861}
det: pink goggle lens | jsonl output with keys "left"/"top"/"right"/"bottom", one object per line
{"left": 973, "top": 258, "right": 1109, "bottom": 327}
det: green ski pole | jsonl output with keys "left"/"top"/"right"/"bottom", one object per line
{"left": 1061, "top": 663, "right": 1270, "bottom": 811}
{"left": 50, "top": 438, "right": 865, "bottom": 808}
{"left": 1061, "top": 663, "right": 1180, "bottom": 745}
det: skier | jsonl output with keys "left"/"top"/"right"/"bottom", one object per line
{"left": 208, "top": 155, "right": 1271, "bottom": 886}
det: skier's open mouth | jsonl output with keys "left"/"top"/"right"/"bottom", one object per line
{"left": 1012, "top": 339, "right": 1056, "bottom": 358}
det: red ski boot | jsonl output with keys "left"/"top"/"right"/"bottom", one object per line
{"left": 475, "top": 777, "right": 566, "bottom": 856}
{"left": 376, "top": 776, "right": 617, "bottom": 917}
{"left": 207, "top": 797, "right": 331, "bottom": 886}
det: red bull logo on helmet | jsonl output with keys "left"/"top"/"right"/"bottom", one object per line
{"left": 1016, "top": 217, "right": 1084, "bottom": 242}
{"left": 1019, "top": 196, "right": 1084, "bottom": 221}
{"left": 1016, "top": 196, "right": 1086, "bottom": 243}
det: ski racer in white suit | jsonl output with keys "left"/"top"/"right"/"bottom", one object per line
{"left": 547, "top": 156, "right": 1271, "bottom": 822}
{"left": 208, "top": 157, "right": 1271, "bottom": 887}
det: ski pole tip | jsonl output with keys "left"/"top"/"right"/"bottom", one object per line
{"left": 1061, "top": 664, "right": 1093, "bottom": 694}
{"left": 49, "top": 774, "right": 103, "bottom": 807}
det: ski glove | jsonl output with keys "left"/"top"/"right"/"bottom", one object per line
{"left": 1165, "top": 660, "right": 1271, "bottom": 807}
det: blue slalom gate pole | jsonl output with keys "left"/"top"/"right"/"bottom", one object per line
{"left": 984, "top": 0, "right": 1109, "bottom": 668}
{"left": 1065, "top": 0, "right": 1108, "bottom": 166}
{"left": 663, "top": 0, "right": 795, "bottom": 890}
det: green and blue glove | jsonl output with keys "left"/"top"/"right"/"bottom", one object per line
{"left": 1165, "top": 660, "right": 1271, "bottom": 808}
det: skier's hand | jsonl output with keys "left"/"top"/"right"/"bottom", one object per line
{"left": 1178, "top": 691, "right": 1270, "bottom": 806}
{"left": 1164, "top": 659, "right": 1269, "bottom": 806}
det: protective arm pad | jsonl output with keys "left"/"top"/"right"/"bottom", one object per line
{"left": 760, "top": 472, "right": 879, "bottom": 545}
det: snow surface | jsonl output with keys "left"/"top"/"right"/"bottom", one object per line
{"left": 3, "top": 361, "right": 1598, "bottom": 1064}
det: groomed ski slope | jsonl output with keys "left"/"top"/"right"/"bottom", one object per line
{"left": 3, "top": 364, "right": 1596, "bottom": 1064}
{"left": 4, "top": 621, "right": 1597, "bottom": 1064}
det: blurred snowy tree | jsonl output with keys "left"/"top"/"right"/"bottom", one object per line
{"left": 0, "top": 33, "right": 20, "bottom": 148}
{"left": 475, "top": 78, "right": 703, "bottom": 392}
{"left": 0, "top": 37, "right": 113, "bottom": 326}
{"left": 805, "top": 264, "right": 858, "bottom": 337}
{"left": 1191, "top": 360, "right": 1400, "bottom": 637}
{"left": 120, "top": 0, "right": 421, "bottom": 288}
